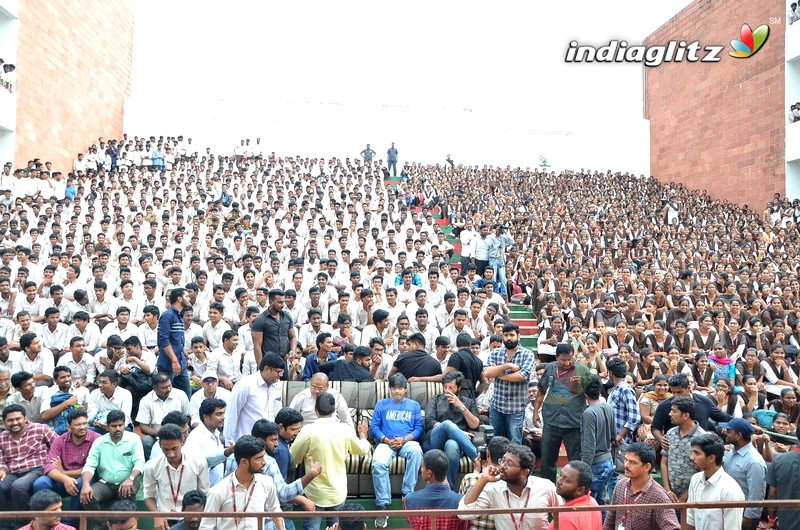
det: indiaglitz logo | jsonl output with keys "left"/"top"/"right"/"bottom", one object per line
{"left": 565, "top": 22, "right": 770, "bottom": 67}
{"left": 729, "top": 23, "right": 770, "bottom": 58}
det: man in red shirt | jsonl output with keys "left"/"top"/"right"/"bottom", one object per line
{"left": 550, "top": 461, "right": 601, "bottom": 530}
{"left": 18, "top": 489, "right": 76, "bottom": 530}
{"left": 0, "top": 404, "right": 57, "bottom": 522}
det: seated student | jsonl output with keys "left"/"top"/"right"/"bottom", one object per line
{"left": 137, "top": 372, "right": 191, "bottom": 459}
{"left": 19, "top": 489, "right": 77, "bottom": 530}
{"left": 389, "top": 333, "right": 443, "bottom": 380}
{"left": 87, "top": 370, "right": 133, "bottom": 433}
{"left": 7, "top": 371, "right": 47, "bottom": 424}
{"left": 423, "top": 371, "right": 480, "bottom": 491}
{"left": 404, "top": 449, "right": 468, "bottom": 530}
{"left": 169, "top": 489, "right": 207, "bottom": 530}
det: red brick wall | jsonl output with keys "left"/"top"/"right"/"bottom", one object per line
{"left": 14, "top": 0, "right": 134, "bottom": 172}
{"left": 645, "top": 0, "right": 785, "bottom": 208}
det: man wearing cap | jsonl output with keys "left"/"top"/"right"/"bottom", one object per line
{"left": 188, "top": 371, "right": 231, "bottom": 428}
{"left": 721, "top": 418, "right": 766, "bottom": 530}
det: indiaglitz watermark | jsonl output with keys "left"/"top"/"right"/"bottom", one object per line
{"left": 565, "top": 40, "right": 723, "bottom": 67}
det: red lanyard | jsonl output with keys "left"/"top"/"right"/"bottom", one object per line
{"left": 621, "top": 483, "right": 644, "bottom": 524}
{"left": 504, "top": 488, "right": 531, "bottom": 530}
{"left": 231, "top": 477, "right": 256, "bottom": 528}
{"left": 166, "top": 464, "right": 185, "bottom": 510}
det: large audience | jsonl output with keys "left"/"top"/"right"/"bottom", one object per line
{"left": 0, "top": 136, "right": 798, "bottom": 530}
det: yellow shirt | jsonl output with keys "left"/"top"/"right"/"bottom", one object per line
{"left": 289, "top": 417, "right": 370, "bottom": 507}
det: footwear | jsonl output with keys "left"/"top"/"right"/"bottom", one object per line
{"left": 374, "top": 508, "right": 389, "bottom": 529}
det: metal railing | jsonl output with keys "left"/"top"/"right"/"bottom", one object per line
{"left": 3, "top": 500, "right": 799, "bottom": 530}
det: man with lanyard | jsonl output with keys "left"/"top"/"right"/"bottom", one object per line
{"left": 532, "top": 343, "right": 589, "bottom": 483}
{"left": 459, "top": 443, "right": 559, "bottom": 530}
{"left": 157, "top": 288, "right": 191, "bottom": 396}
{"left": 487, "top": 225, "right": 514, "bottom": 301}
{"left": 200, "top": 435, "right": 284, "bottom": 530}
{"left": 144, "top": 424, "right": 209, "bottom": 530}
{"left": 603, "top": 442, "right": 679, "bottom": 530}
{"left": 483, "top": 322, "right": 536, "bottom": 445}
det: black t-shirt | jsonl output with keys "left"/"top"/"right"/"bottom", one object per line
{"left": 320, "top": 359, "right": 373, "bottom": 382}
{"left": 392, "top": 349, "right": 442, "bottom": 378}
{"left": 447, "top": 348, "right": 484, "bottom": 399}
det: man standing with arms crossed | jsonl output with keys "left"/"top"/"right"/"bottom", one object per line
{"left": 157, "top": 288, "right": 191, "bottom": 396}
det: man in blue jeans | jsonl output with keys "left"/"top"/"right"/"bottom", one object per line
{"left": 482, "top": 322, "right": 536, "bottom": 444}
{"left": 33, "top": 409, "right": 100, "bottom": 521}
{"left": 370, "top": 373, "right": 423, "bottom": 529}
{"left": 423, "top": 371, "right": 480, "bottom": 491}
{"left": 156, "top": 288, "right": 191, "bottom": 396}
{"left": 580, "top": 376, "right": 616, "bottom": 504}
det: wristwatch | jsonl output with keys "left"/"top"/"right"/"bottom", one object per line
{"left": 127, "top": 475, "right": 136, "bottom": 482}
{"left": 459, "top": 405, "right": 467, "bottom": 412}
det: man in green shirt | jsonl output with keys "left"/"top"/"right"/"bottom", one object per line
{"left": 80, "top": 409, "right": 145, "bottom": 511}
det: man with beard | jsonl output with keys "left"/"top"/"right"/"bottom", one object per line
{"left": 200, "top": 435, "right": 284, "bottom": 530}
{"left": 550, "top": 461, "right": 601, "bottom": 530}
{"left": 482, "top": 323, "right": 536, "bottom": 445}
{"left": 184, "top": 398, "right": 234, "bottom": 487}
{"left": 168, "top": 490, "right": 206, "bottom": 530}
{"left": 320, "top": 346, "right": 374, "bottom": 382}
{"left": 458, "top": 444, "right": 559, "bottom": 530}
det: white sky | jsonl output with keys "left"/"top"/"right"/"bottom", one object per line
{"left": 127, "top": 1, "right": 694, "bottom": 170}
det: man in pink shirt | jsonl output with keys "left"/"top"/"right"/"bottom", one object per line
{"left": 549, "top": 461, "right": 602, "bottom": 530}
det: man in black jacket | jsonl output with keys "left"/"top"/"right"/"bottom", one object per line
{"left": 651, "top": 373, "right": 731, "bottom": 449}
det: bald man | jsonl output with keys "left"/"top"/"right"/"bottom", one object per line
{"left": 288, "top": 373, "right": 353, "bottom": 427}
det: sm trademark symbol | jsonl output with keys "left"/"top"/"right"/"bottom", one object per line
{"left": 770, "top": 17, "right": 782, "bottom": 24}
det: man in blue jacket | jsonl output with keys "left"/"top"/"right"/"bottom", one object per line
{"left": 370, "top": 373, "right": 423, "bottom": 528}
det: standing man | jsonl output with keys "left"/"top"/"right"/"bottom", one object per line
{"left": 459, "top": 221, "right": 477, "bottom": 274}
{"left": 251, "top": 289, "right": 296, "bottom": 372}
{"left": 459, "top": 444, "right": 560, "bottom": 530}
{"left": 660, "top": 396, "right": 705, "bottom": 504}
{"left": 386, "top": 143, "right": 398, "bottom": 177}
{"left": 605, "top": 357, "right": 640, "bottom": 495}
{"left": 224, "top": 353, "right": 285, "bottom": 442}
{"left": 200, "top": 435, "right": 284, "bottom": 530}
{"left": 370, "top": 374, "right": 424, "bottom": 528}
{"left": 685, "top": 433, "right": 744, "bottom": 530}
{"left": 766, "top": 426, "right": 800, "bottom": 529}
{"left": 533, "top": 343, "right": 589, "bottom": 482}
{"left": 580, "top": 376, "right": 615, "bottom": 505}
{"left": 184, "top": 398, "right": 234, "bottom": 487}
{"left": 550, "top": 461, "right": 602, "bottom": 530}
{"left": 483, "top": 322, "right": 536, "bottom": 445}
{"left": 290, "top": 393, "right": 371, "bottom": 530}
{"left": 0, "top": 404, "right": 56, "bottom": 516}
{"left": 720, "top": 418, "right": 766, "bottom": 530}
{"left": 603, "top": 443, "right": 679, "bottom": 530}
{"left": 157, "top": 288, "right": 191, "bottom": 396}
{"left": 360, "top": 144, "right": 375, "bottom": 163}
{"left": 473, "top": 225, "right": 490, "bottom": 277}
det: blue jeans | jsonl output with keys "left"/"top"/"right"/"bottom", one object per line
{"left": 33, "top": 475, "right": 84, "bottom": 511}
{"left": 302, "top": 502, "right": 343, "bottom": 530}
{"left": 426, "top": 421, "right": 479, "bottom": 491}
{"left": 590, "top": 459, "right": 614, "bottom": 505}
{"left": 489, "top": 407, "right": 524, "bottom": 444}
{"left": 490, "top": 259, "right": 507, "bottom": 298}
{"left": 371, "top": 441, "right": 422, "bottom": 507}
{"left": 168, "top": 367, "right": 191, "bottom": 397}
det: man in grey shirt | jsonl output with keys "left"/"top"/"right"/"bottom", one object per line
{"left": 386, "top": 143, "right": 398, "bottom": 176}
{"left": 721, "top": 418, "right": 766, "bottom": 530}
{"left": 580, "top": 375, "right": 616, "bottom": 505}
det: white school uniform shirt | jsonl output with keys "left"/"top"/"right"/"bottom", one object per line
{"left": 143, "top": 451, "right": 210, "bottom": 513}
{"left": 200, "top": 472, "right": 281, "bottom": 530}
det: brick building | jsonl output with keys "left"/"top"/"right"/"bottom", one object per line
{"left": 645, "top": 0, "right": 786, "bottom": 207}
{"left": 4, "top": 0, "right": 134, "bottom": 172}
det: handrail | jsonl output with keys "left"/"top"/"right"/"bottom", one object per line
{"left": 3, "top": 499, "right": 800, "bottom": 530}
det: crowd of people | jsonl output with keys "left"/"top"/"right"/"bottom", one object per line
{"left": 0, "top": 135, "right": 798, "bottom": 530}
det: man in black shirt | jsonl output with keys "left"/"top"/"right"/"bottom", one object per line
{"left": 389, "top": 333, "right": 442, "bottom": 380}
{"left": 651, "top": 373, "right": 731, "bottom": 450}
{"left": 445, "top": 332, "right": 486, "bottom": 400}
{"left": 251, "top": 289, "right": 297, "bottom": 378}
{"left": 320, "top": 346, "right": 374, "bottom": 382}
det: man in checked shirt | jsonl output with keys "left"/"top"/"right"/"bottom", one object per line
{"left": 0, "top": 403, "right": 57, "bottom": 524}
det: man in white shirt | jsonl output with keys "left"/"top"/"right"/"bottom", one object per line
{"left": 223, "top": 354, "right": 285, "bottom": 443}
{"left": 459, "top": 444, "right": 560, "bottom": 530}
{"left": 136, "top": 372, "right": 191, "bottom": 458}
{"left": 87, "top": 370, "right": 134, "bottom": 431}
{"left": 185, "top": 397, "right": 234, "bottom": 487}
{"left": 144, "top": 424, "right": 210, "bottom": 530}
{"left": 206, "top": 330, "right": 244, "bottom": 391}
{"left": 686, "top": 432, "right": 744, "bottom": 530}
{"left": 288, "top": 373, "right": 352, "bottom": 427}
{"left": 56, "top": 336, "right": 97, "bottom": 388}
{"left": 200, "top": 435, "right": 284, "bottom": 530}
{"left": 13, "top": 332, "right": 55, "bottom": 386}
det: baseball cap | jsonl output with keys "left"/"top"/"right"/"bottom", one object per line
{"left": 719, "top": 417, "right": 755, "bottom": 436}
{"left": 375, "top": 260, "right": 386, "bottom": 268}
{"left": 202, "top": 371, "right": 218, "bottom": 382}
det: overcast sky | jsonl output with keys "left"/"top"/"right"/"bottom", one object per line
{"left": 127, "top": 1, "right": 694, "bottom": 170}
